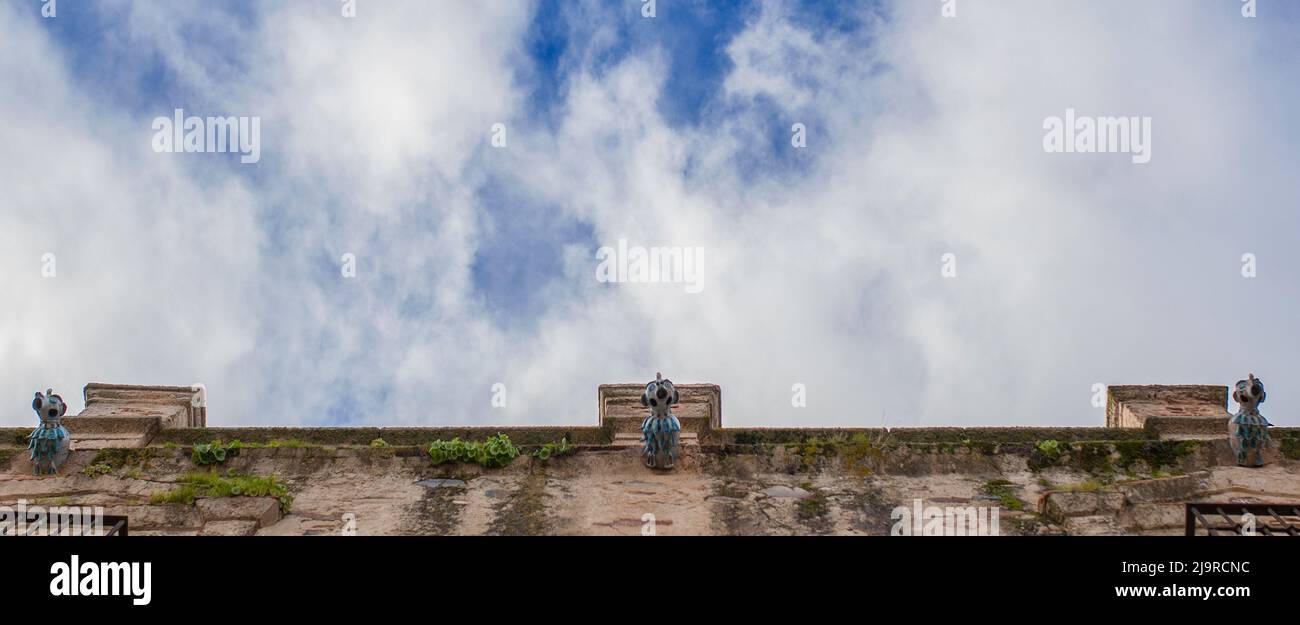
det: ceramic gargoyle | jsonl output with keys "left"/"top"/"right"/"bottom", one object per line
{"left": 1228, "top": 374, "right": 1271, "bottom": 467}
{"left": 640, "top": 373, "right": 681, "bottom": 469}
{"left": 29, "top": 389, "right": 70, "bottom": 475}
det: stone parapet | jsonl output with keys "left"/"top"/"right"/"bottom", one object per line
{"left": 1106, "top": 385, "right": 1227, "bottom": 437}
{"left": 58, "top": 383, "right": 206, "bottom": 448}
{"left": 598, "top": 383, "right": 721, "bottom": 436}
{"left": 80, "top": 383, "right": 206, "bottom": 428}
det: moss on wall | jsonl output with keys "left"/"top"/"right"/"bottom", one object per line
{"left": 724, "top": 427, "right": 1148, "bottom": 446}
{"left": 0, "top": 447, "right": 23, "bottom": 465}
{"left": 74, "top": 423, "right": 1241, "bottom": 453}
{"left": 1277, "top": 430, "right": 1300, "bottom": 460}
{"left": 488, "top": 466, "right": 551, "bottom": 536}
{"left": 88, "top": 447, "right": 164, "bottom": 472}
{"left": 3, "top": 429, "right": 30, "bottom": 446}
{"left": 796, "top": 482, "right": 831, "bottom": 531}
{"left": 981, "top": 479, "right": 1025, "bottom": 511}
{"left": 1026, "top": 440, "right": 1199, "bottom": 476}
{"left": 152, "top": 426, "right": 609, "bottom": 447}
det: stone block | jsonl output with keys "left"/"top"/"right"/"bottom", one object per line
{"left": 101, "top": 504, "right": 202, "bottom": 530}
{"left": 62, "top": 416, "right": 160, "bottom": 449}
{"left": 199, "top": 520, "right": 259, "bottom": 536}
{"left": 598, "top": 383, "right": 721, "bottom": 433}
{"left": 1118, "top": 503, "right": 1186, "bottom": 531}
{"left": 1106, "top": 385, "right": 1226, "bottom": 430}
{"left": 81, "top": 383, "right": 206, "bottom": 428}
{"left": 1040, "top": 490, "right": 1126, "bottom": 518}
{"left": 1116, "top": 472, "right": 1211, "bottom": 503}
{"left": 196, "top": 496, "right": 281, "bottom": 527}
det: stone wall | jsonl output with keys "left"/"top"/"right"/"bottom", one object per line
{"left": 2, "top": 431, "right": 1296, "bottom": 536}
{"left": 2, "top": 381, "right": 1295, "bottom": 536}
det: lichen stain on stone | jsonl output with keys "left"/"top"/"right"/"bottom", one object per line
{"left": 488, "top": 467, "right": 552, "bottom": 536}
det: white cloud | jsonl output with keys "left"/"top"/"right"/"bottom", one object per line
{"left": 0, "top": 1, "right": 262, "bottom": 424}
{"left": 3, "top": 1, "right": 1297, "bottom": 428}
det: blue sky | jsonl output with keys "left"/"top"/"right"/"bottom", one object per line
{"left": 3, "top": 0, "right": 1299, "bottom": 427}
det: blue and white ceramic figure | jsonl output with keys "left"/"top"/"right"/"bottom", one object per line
{"left": 1228, "top": 374, "right": 1271, "bottom": 468}
{"left": 29, "top": 389, "right": 70, "bottom": 475}
{"left": 640, "top": 373, "right": 681, "bottom": 469}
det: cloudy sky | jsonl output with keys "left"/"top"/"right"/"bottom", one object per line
{"left": 2, "top": 0, "right": 1297, "bottom": 427}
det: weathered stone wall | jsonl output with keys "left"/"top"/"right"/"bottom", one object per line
{"left": 4, "top": 381, "right": 1294, "bottom": 536}
{"left": 3, "top": 428, "right": 1296, "bottom": 536}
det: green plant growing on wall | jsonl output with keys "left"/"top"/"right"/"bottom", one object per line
{"left": 150, "top": 471, "right": 292, "bottom": 514}
{"left": 428, "top": 434, "right": 519, "bottom": 468}
{"left": 839, "top": 432, "right": 888, "bottom": 477}
{"left": 81, "top": 463, "right": 113, "bottom": 477}
{"left": 797, "top": 482, "right": 829, "bottom": 521}
{"left": 1027, "top": 440, "right": 1077, "bottom": 472}
{"left": 192, "top": 440, "right": 242, "bottom": 466}
{"left": 981, "top": 479, "right": 1025, "bottom": 511}
{"left": 370, "top": 438, "right": 390, "bottom": 448}
{"left": 533, "top": 437, "right": 572, "bottom": 461}
{"left": 785, "top": 437, "right": 836, "bottom": 472}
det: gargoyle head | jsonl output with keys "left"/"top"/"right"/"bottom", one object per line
{"left": 1233, "top": 374, "right": 1266, "bottom": 413}
{"left": 641, "top": 372, "right": 679, "bottom": 416}
{"left": 32, "top": 389, "right": 67, "bottom": 425}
